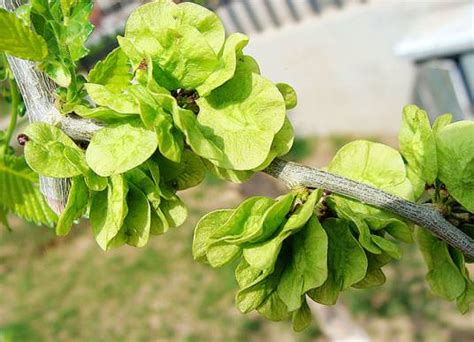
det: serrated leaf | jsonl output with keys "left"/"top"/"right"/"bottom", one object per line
{"left": 435, "top": 121, "right": 474, "bottom": 213}
{"left": 0, "top": 154, "right": 57, "bottom": 225}
{"left": 56, "top": 176, "right": 88, "bottom": 236}
{"left": 0, "top": 8, "right": 48, "bottom": 61}
{"left": 309, "top": 218, "right": 367, "bottom": 305}
{"left": 86, "top": 122, "right": 158, "bottom": 177}
{"left": 24, "top": 122, "right": 84, "bottom": 178}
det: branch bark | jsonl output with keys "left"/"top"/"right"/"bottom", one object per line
{"left": 264, "top": 158, "right": 474, "bottom": 259}
{"left": 2, "top": 0, "right": 101, "bottom": 213}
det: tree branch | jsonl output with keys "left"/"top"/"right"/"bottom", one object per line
{"left": 264, "top": 158, "right": 474, "bottom": 259}
{"left": 2, "top": 0, "right": 101, "bottom": 213}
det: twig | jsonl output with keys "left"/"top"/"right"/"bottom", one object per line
{"left": 264, "top": 158, "right": 474, "bottom": 259}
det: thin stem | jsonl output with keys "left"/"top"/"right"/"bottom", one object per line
{"left": 264, "top": 158, "right": 474, "bottom": 259}
{"left": 3, "top": 78, "right": 19, "bottom": 150}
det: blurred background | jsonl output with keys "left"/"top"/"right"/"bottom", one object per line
{"left": 1, "top": 0, "right": 473, "bottom": 341}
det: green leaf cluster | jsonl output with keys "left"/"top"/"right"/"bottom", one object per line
{"left": 192, "top": 181, "right": 406, "bottom": 330}
{"left": 80, "top": 0, "right": 295, "bottom": 174}
{"left": 23, "top": 123, "right": 187, "bottom": 250}
{"left": 399, "top": 105, "right": 474, "bottom": 213}
{"left": 397, "top": 105, "right": 474, "bottom": 311}
{"left": 20, "top": 0, "right": 297, "bottom": 248}
{"left": 0, "top": 1, "right": 94, "bottom": 111}
{"left": 193, "top": 189, "right": 324, "bottom": 331}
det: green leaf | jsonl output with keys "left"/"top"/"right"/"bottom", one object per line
{"left": 457, "top": 279, "right": 474, "bottom": 314}
{"left": 124, "top": 1, "right": 219, "bottom": 89}
{"left": 0, "top": 154, "right": 57, "bottom": 225}
{"left": 157, "top": 150, "right": 206, "bottom": 190}
{"left": 205, "top": 160, "right": 254, "bottom": 183}
{"left": 0, "top": 8, "right": 48, "bottom": 61}
{"left": 86, "top": 122, "right": 158, "bottom": 177}
{"left": 112, "top": 185, "right": 151, "bottom": 248}
{"left": 435, "top": 120, "right": 474, "bottom": 213}
{"left": 327, "top": 140, "right": 413, "bottom": 246}
{"left": 236, "top": 250, "right": 287, "bottom": 313}
{"left": 62, "top": 147, "right": 107, "bottom": 191}
{"left": 160, "top": 195, "right": 187, "bottom": 228}
{"left": 292, "top": 298, "right": 312, "bottom": 332}
{"left": 257, "top": 291, "right": 290, "bottom": 321}
{"left": 196, "top": 33, "right": 249, "bottom": 96}
{"left": 277, "top": 216, "right": 328, "bottom": 311}
{"left": 432, "top": 113, "right": 452, "bottom": 134}
{"left": 179, "top": 1, "right": 225, "bottom": 54}
{"left": 39, "top": 59, "right": 72, "bottom": 87}
{"left": 276, "top": 83, "right": 297, "bottom": 110}
{"left": 193, "top": 209, "right": 233, "bottom": 263}
{"left": 24, "top": 123, "right": 84, "bottom": 178}
{"left": 398, "top": 105, "right": 437, "bottom": 198}
{"left": 84, "top": 83, "right": 139, "bottom": 114}
{"left": 254, "top": 117, "right": 294, "bottom": 171}
{"left": 56, "top": 176, "right": 88, "bottom": 236}
{"left": 353, "top": 252, "right": 390, "bottom": 289}
{"left": 90, "top": 174, "right": 128, "bottom": 250}
{"left": 309, "top": 219, "right": 367, "bottom": 305}
{"left": 88, "top": 48, "right": 132, "bottom": 92}
{"left": 63, "top": 0, "right": 93, "bottom": 61}
{"left": 210, "top": 196, "right": 275, "bottom": 242}
{"left": 243, "top": 190, "right": 321, "bottom": 271}
{"left": 182, "top": 58, "right": 286, "bottom": 170}
{"left": 416, "top": 229, "right": 466, "bottom": 300}
{"left": 125, "top": 168, "right": 161, "bottom": 210}
{"left": 0, "top": 206, "right": 10, "bottom": 231}
{"left": 128, "top": 86, "right": 184, "bottom": 162}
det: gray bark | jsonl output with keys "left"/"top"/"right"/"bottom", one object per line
{"left": 264, "top": 159, "right": 474, "bottom": 259}
{"left": 2, "top": 0, "right": 101, "bottom": 213}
